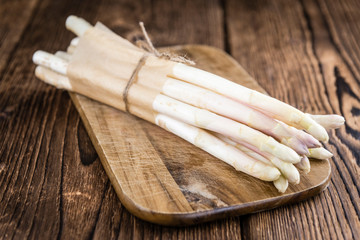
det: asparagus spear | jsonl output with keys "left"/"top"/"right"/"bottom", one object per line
{"left": 217, "top": 135, "right": 300, "bottom": 184}
{"left": 71, "top": 37, "right": 79, "bottom": 46}
{"left": 35, "top": 57, "right": 290, "bottom": 186}
{"left": 161, "top": 78, "right": 309, "bottom": 155}
{"left": 33, "top": 62, "right": 292, "bottom": 191}
{"left": 63, "top": 16, "right": 332, "bottom": 142}
{"left": 66, "top": 16, "right": 92, "bottom": 37}
{"left": 33, "top": 51, "right": 68, "bottom": 75}
{"left": 153, "top": 94, "right": 301, "bottom": 163}
{"left": 308, "top": 147, "right": 333, "bottom": 159}
{"left": 65, "top": 15, "right": 341, "bottom": 145}
{"left": 278, "top": 121, "right": 321, "bottom": 148}
{"left": 307, "top": 114, "right": 345, "bottom": 130}
{"left": 35, "top": 66, "right": 72, "bottom": 90}
{"left": 171, "top": 64, "right": 329, "bottom": 142}
{"left": 55, "top": 51, "right": 72, "bottom": 61}
{"left": 155, "top": 114, "right": 281, "bottom": 181}
{"left": 213, "top": 132, "right": 289, "bottom": 192}
{"left": 33, "top": 50, "right": 302, "bottom": 164}
{"left": 35, "top": 64, "right": 282, "bottom": 181}
{"left": 32, "top": 15, "right": 345, "bottom": 192}
{"left": 273, "top": 176, "right": 288, "bottom": 193}
{"left": 295, "top": 156, "right": 311, "bottom": 174}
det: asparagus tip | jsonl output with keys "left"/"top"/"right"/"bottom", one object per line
{"left": 306, "top": 139, "right": 322, "bottom": 148}
{"left": 309, "top": 147, "right": 333, "bottom": 159}
{"left": 308, "top": 113, "right": 345, "bottom": 129}
{"left": 298, "top": 142, "right": 310, "bottom": 155}
{"left": 284, "top": 137, "right": 310, "bottom": 155}
{"left": 295, "top": 156, "right": 311, "bottom": 173}
{"left": 288, "top": 150, "right": 302, "bottom": 164}
{"left": 273, "top": 176, "right": 288, "bottom": 193}
{"left": 287, "top": 166, "right": 300, "bottom": 184}
{"left": 307, "top": 124, "right": 329, "bottom": 142}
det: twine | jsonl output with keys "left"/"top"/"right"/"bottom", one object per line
{"left": 138, "top": 22, "right": 195, "bottom": 65}
{"left": 123, "top": 55, "right": 148, "bottom": 112}
{"left": 123, "top": 22, "right": 195, "bottom": 112}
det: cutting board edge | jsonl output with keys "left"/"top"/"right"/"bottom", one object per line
{"left": 115, "top": 169, "right": 331, "bottom": 226}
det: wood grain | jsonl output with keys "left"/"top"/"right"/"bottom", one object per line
{"left": 0, "top": 0, "right": 358, "bottom": 238}
{"left": 0, "top": 0, "right": 39, "bottom": 76}
{"left": 226, "top": 0, "right": 360, "bottom": 238}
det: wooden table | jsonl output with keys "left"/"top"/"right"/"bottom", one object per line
{"left": 0, "top": 0, "right": 359, "bottom": 239}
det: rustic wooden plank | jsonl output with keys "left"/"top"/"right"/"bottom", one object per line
{"left": 94, "top": 0, "right": 224, "bottom": 49}
{"left": 0, "top": 0, "right": 357, "bottom": 238}
{"left": 317, "top": 0, "right": 360, "bottom": 86}
{"left": 0, "top": 0, "right": 39, "bottom": 76}
{"left": 225, "top": 0, "right": 360, "bottom": 239}
{"left": 305, "top": 0, "right": 360, "bottom": 238}
{"left": 0, "top": 0, "right": 111, "bottom": 239}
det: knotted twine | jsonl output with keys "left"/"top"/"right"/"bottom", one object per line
{"left": 123, "top": 22, "right": 195, "bottom": 112}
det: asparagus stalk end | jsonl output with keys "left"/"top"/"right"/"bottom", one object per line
{"left": 65, "top": 15, "right": 92, "bottom": 37}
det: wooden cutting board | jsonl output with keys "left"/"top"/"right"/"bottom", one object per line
{"left": 69, "top": 45, "right": 331, "bottom": 226}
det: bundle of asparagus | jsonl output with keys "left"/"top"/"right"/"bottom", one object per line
{"left": 32, "top": 16, "right": 344, "bottom": 193}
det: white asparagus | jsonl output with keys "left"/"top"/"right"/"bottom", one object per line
{"left": 55, "top": 51, "right": 72, "bottom": 61}
{"left": 295, "top": 156, "right": 311, "bottom": 174}
{"left": 67, "top": 45, "right": 76, "bottom": 54}
{"left": 32, "top": 15, "right": 346, "bottom": 192}
{"left": 32, "top": 50, "right": 301, "bottom": 164}
{"left": 50, "top": 45, "right": 293, "bottom": 180}
{"left": 155, "top": 114, "right": 281, "bottom": 181}
{"left": 33, "top": 65, "right": 283, "bottom": 183}
{"left": 66, "top": 39, "right": 78, "bottom": 54}
{"left": 64, "top": 16, "right": 343, "bottom": 155}
{"left": 33, "top": 50, "right": 68, "bottom": 75}
{"left": 36, "top": 64, "right": 284, "bottom": 182}
{"left": 64, "top": 16, "right": 331, "bottom": 142}
{"left": 308, "top": 113, "right": 345, "bottom": 130}
{"left": 216, "top": 134, "right": 273, "bottom": 166}
{"left": 162, "top": 78, "right": 309, "bottom": 155}
{"left": 217, "top": 134, "right": 291, "bottom": 190}
{"left": 35, "top": 66, "right": 72, "bottom": 90}
{"left": 34, "top": 51, "right": 73, "bottom": 89}
{"left": 171, "top": 63, "right": 329, "bottom": 142}
{"left": 279, "top": 121, "right": 321, "bottom": 148}
{"left": 34, "top": 62, "right": 281, "bottom": 181}
{"left": 65, "top": 16, "right": 92, "bottom": 37}
{"left": 308, "top": 147, "right": 333, "bottom": 159}
{"left": 71, "top": 37, "right": 80, "bottom": 46}
{"left": 273, "top": 176, "right": 288, "bottom": 193}
{"left": 153, "top": 94, "right": 301, "bottom": 163}
{"left": 217, "top": 134, "right": 300, "bottom": 184}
